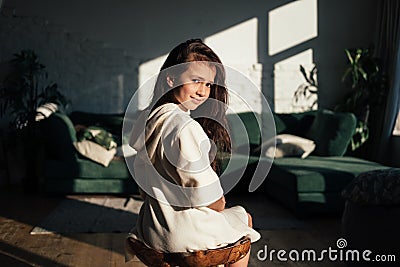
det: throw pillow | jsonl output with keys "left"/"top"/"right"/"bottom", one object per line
{"left": 305, "top": 109, "right": 356, "bottom": 156}
{"left": 227, "top": 112, "right": 261, "bottom": 150}
{"left": 35, "top": 102, "right": 58, "bottom": 122}
{"left": 272, "top": 111, "right": 316, "bottom": 136}
{"left": 73, "top": 140, "right": 116, "bottom": 167}
{"left": 258, "top": 134, "right": 316, "bottom": 159}
{"left": 76, "top": 126, "right": 117, "bottom": 150}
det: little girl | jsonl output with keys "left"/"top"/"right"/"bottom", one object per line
{"left": 127, "top": 39, "right": 260, "bottom": 266}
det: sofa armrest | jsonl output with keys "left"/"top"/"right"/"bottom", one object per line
{"left": 40, "top": 112, "right": 78, "bottom": 161}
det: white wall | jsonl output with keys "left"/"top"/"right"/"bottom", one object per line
{"left": 0, "top": 0, "right": 378, "bottom": 114}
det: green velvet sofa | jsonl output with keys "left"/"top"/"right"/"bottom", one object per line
{"left": 39, "top": 111, "right": 138, "bottom": 194}
{"left": 224, "top": 110, "right": 388, "bottom": 216}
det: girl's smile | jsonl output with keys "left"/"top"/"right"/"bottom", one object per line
{"left": 169, "top": 63, "right": 216, "bottom": 111}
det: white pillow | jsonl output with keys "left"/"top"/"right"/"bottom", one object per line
{"left": 261, "top": 134, "right": 315, "bottom": 159}
{"left": 35, "top": 102, "right": 58, "bottom": 121}
{"left": 73, "top": 140, "right": 116, "bottom": 167}
{"left": 115, "top": 144, "right": 137, "bottom": 157}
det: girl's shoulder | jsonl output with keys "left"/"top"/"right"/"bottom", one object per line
{"left": 152, "top": 104, "right": 206, "bottom": 141}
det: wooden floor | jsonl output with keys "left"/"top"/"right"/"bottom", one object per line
{"left": 0, "top": 186, "right": 345, "bottom": 267}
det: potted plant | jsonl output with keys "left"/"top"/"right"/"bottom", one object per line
{"left": 0, "top": 50, "right": 69, "bottom": 189}
{"left": 335, "top": 46, "right": 387, "bottom": 151}
{"left": 292, "top": 64, "right": 318, "bottom": 111}
{"left": 0, "top": 50, "right": 69, "bottom": 128}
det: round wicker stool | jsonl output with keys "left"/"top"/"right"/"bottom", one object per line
{"left": 125, "top": 236, "right": 251, "bottom": 267}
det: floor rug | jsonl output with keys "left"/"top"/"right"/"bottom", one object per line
{"left": 30, "top": 196, "right": 143, "bottom": 234}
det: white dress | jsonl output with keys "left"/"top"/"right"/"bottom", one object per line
{"left": 127, "top": 103, "right": 260, "bottom": 255}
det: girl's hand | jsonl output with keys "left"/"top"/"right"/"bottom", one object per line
{"left": 207, "top": 196, "right": 226, "bottom": 212}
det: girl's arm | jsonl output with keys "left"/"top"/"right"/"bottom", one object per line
{"left": 207, "top": 196, "right": 226, "bottom": 212}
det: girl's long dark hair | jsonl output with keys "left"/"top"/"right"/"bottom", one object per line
{"left": 149, "top": 39, "right": 231, "bottom": 174}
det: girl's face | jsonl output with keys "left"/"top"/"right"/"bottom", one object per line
{"left": 169, "top": 63, "right": 216, "bottom": 111}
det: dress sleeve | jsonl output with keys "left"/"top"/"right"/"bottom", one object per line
{"left": 175, "top": 120, "right": 224, "bottom": 207}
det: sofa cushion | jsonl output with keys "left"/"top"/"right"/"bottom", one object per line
{"left": 265, "top": 182, "right": 347, "bottom": 215}
{"left": 266, "top": 156, "right": 387, "bottom": 193}
{"left": 272, "top": 111, "right": 316, "bottom": 136}
{"left": 305, "top": 109, "right": 356, "bottom": 156}
{"left": 45, "top": 158, "right": 130, "bottom": 179}
{"left": 44, "top": 178, "right": 138, "bottom": 194}
{"left": 261, "top": 156, "right": 389, "bottom": 215}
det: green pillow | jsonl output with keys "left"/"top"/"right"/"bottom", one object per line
{"left": 305, "top": 109, "right": 356, "bottom": 156}
{"left": 227, "top": 112, "right": 261, "bottom": 149}
{"left": 272, "top": 111, "right": 317, "bottom": 136}
{"left": 272, "top": 113, "right": 286, "bottom": 134}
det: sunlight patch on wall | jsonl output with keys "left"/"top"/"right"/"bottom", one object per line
{"left": 205, "top": 17, "right": 258, "bottom": 66}
{"left": 268, "top": 0, "right": 317, "bottom": 56}
{"left": 274, "top": 49, "right": 317, "bottom": 113}
{"left": 224, "top": 63, "right": 263, "bottom": 114}
{"left": 137, "top": 54, "right": 168, "bottom": 110}
{"left": 205, "top": 17, "right": 263, "bottom": 114}
{"left": 137, "top": 18, "right": 262, "bottom": 113}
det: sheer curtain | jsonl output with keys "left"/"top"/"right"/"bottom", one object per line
{"left": 374, "top": 0, "right": 400, "bottom": 163}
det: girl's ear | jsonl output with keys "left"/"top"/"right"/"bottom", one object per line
{"left": 166, "top": 76, "right": 174, "bottom": 88}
